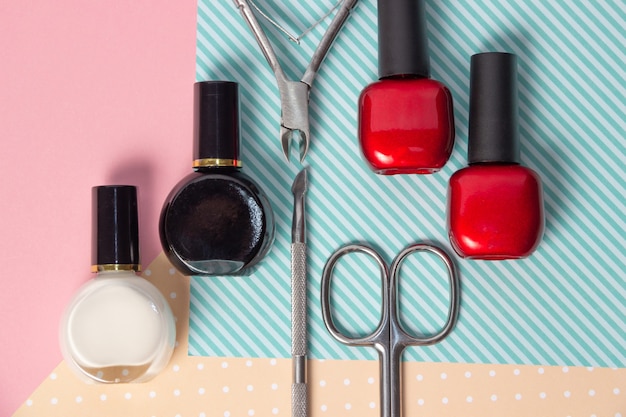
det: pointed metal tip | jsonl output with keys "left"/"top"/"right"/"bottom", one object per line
{"left": 281, "top": 127, "right": 291, "bottom": 162}
{"left": 298, "top": 132, "right": 309, "bottom": 163}
{"left": 291, "top": 168, "right": 308, "bottom": 195}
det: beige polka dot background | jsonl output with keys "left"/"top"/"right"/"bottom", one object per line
{"left": 14, "top": 254, "right": 625, "bottom": 417}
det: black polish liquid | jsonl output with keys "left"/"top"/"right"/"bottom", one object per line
{"left": 160, "top": 170, "right": 274, "bottom": 276}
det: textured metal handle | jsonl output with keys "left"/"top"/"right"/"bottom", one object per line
{"left": 291, "top": 242, "right": 307, "bottom": 416}
{"left": 292, "top": 382, "right": 308, "bottom": 417}
{"left": 291, "top": 242, "right": 307, "bottom": 356}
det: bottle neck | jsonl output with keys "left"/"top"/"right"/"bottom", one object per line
{"left": 91, "top": 264, "right": 140, "bottom": 273}
{"left": 192, "top": 158, "right": 241, "bottom": 169}
{"left": 468, "top": 161, "right": 520, "bottom": 166}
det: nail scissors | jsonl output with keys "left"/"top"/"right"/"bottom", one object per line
{"left": 233, "top": 0, "right": 359, "bottom": 162}
{"left": 321, "top": 244, "right": 461, "bottom": 417}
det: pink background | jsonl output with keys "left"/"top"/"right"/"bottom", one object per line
{"left": 0, "top": 1, "right": 197, "bottom": 414}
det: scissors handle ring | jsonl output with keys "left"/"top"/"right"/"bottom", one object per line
{"left": 321, "top": 244, "right": 389, "bottom": 347}
{"left": 390, "top": 244, "right": 461, "bottom": 346}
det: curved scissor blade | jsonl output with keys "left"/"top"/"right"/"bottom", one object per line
{"left": 282, "top": 128, "right": 309, "bottom": 163}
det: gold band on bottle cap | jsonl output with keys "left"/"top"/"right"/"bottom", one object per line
{"left": 91, "top": 264, "right": 141, "bottom": 273}
{"left": 193, "top": 158, "right": 242, "bottom": 168}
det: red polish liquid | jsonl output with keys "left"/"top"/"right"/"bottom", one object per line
{"left": 448, "top": 164, "right": 544, "bottom": 259}
{"left": 358, "top": 77, "right": 455, "bottom": 174}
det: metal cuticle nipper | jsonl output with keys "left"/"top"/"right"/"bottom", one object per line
{"left": 233, "top": 0, "right": 359, "bottom": 163}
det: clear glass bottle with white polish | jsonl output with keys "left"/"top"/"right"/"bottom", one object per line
{"left": 59, "top": 185, "right": 176, "bottom": 383}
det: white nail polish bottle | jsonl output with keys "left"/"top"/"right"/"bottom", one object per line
{"left": 59, "top": 185, "right": 176, "bottom": 383}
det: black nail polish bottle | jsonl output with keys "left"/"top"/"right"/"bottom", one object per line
{"left": 159, "top": 81, "right": 275, "bottom": 276}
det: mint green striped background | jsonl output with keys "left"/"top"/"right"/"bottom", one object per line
{"left": 189, "top": 0, "right": 626, "bottom": 367}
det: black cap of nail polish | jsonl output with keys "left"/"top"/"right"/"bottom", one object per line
{"left": 468, "top": 52, "right": 520, "bottom": 164}
{"left": 193, "top": 81, "right": 241, "bottom": 168}
{"left": 377, "top": 0, "right": 430, "bottom": 79}
{"left": 92, "top": 185, "right": 140, "bottom": 271}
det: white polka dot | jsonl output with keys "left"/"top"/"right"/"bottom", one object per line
{"left": 247, "top": 385, "right": 254, "bottom": 392}
{"left": 197, "top": 363, "right": 204, "bottom": 370}
{"left": 515, "top": 393, "right": 522, "bottom": 400}
{"left": 198, "top": 388, "right": 205, "bottom": 395}
{"left": 491, "top": 394, "right": 498, "bottom": 402}
{"left": 173, "top": 364, "right": 180, "bottom": 372}
{"left": 345, "top": 403, "right": 352, "bottom": 410}
{"left": 539, "top": 392, "right": 546, "bottom": 399}
{"left": 538, "top": 367, "right": 544, "bottom": 374}
{"left": 199, "top": 413, "right": 206, "bottom": 417}
{"left": 614, "top": 388, "right": 620, "bottom": 395}
{"left": 616, "top": 413, "right": 622, "bottom": 417}
{"left": 564, "top": 391, "right": 571, "bottom": 398}
{"left": 144, "top": 269, "right": 152, "bottom": 276}
{"left": 246, "top": 360, "right": 253, "bottom": 367}
{"left": 272, "top": 408, "right": 278, "bottom": 415}
{"left": 442, "top": 397, "right": 449, "bottom": 404}
{"left": 271, "top": 383, "right": 278, "bottom": 390}
{"left": 51, "top": 398, "right": 58, "bottom": 405}
{"left": 416, "top": 374, "right": 423, "bottom": 381}
{"left": 368, "top": 377, "right": 375, "bottom": 384}
{"left": 587, "top": 367, "right": 594, "bottom": 372}
{"left": 321, "top": 405, "right": 328, "bottom": 412}
{"left": 466, "top": 396, "right": 473, "bottom": 403}
{"left": 465, "top": 371, "right": 472, "bottom": 378}
{"left": 344, "top": 378, "right": 350, "bottom": 385}
{"left": 513, "top": 369, "right": 520, "bottom": 376}
{"left": 589, "top": 389, "right": 596, "bottom": 397}
{"left": 489, "top": 370, "right": 496, "bottom": 377}
{"left": 122, "top": 368, "right": 130, "bottom": 376}
{"left": 170, "top": 292, "right": 177, "bottom": 299}
{"left": 320, "top": 380, "right": 326, "bottom": 387}
{"left": 149, "top": 391, "right": 157, "bottom": 398}
{"left": 222, "top": 361, "right": 229, "bottom": 368}
{"left": 223, "top": 386, "right": 229, "bottom": 393}
{"left": 224, "top": 412, "right": 230, "bottom": 417}
{"left": 369, "top": 402, "right": 376, "bottom": 409}
{"left": 125, "top": 393, "right": 132, "bottom": 400}
{"left": 169, "top": 268, "right": 176, "bottom": 275}
{"left": 173, "top": 389, "right": 181, "bottom": 397}
{"left": 562, "top": 366, "right": 569, "bottom": 373}
{"left": 248, "top": 409, "right": 255, "bottom": 416}
{"left": 440, "top": 372, "right": 447, "bottom": 380}
{"left": 26, "top": 399, "right": 33, "bottom": 406}
{"left": 100, "top": 394, "right": 107, "bottom": 401}
{"left": 50, "top": 373, "right": 57, "bottom": 380}
{"left": 270, "top": 359, "right": 277, "bottom": 366}
{"left": 417, "top": 399, "right": 424, "bottom": 406}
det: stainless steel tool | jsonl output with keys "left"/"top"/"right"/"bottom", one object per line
{"left": 232, "top": 0, "right": 359, "bottom": 162}
{"left": 321, "top": 244, "right": 461, "bottom": 417}
{"left": 291, "top": 168, "right": 308, "bottom": 417}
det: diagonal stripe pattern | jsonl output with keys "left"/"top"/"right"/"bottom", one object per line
{"left": 189, "top": 0, "right": 626, "bottom": 367}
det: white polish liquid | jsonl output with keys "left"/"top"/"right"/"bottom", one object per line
{"left": 60, "top": 270, "right": 176, "bottom": 383}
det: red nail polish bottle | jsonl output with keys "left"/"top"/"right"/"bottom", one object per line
{"left": 447, "top": 53, "right": 544, "bottom": 260}
{"left": 358, "top": 0, "right": 455, "bottom": 175}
